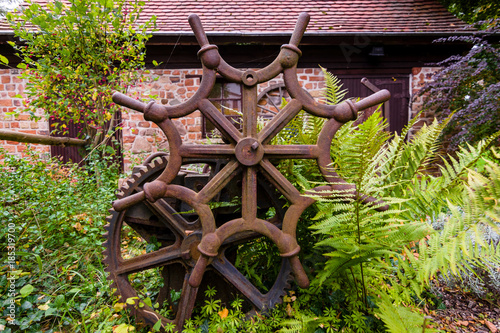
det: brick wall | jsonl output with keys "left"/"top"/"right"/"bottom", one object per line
{"left": 0, "top": 69, "right": 50, "bottom": 158}
{"left": 1, "top": 67, "right": 436, "bottom": 171}
{"left": 409, "top": 66, "right": 441, "bottom": 138}
{"left": 121, "top": 68, "right": 326, "bottom": 170}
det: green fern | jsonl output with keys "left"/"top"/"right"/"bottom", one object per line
{"left": 320, "top": 66, "right": 348, "bottom": 105}
{"left": 308, "top": 98, "right": 499, "bottom": 332}
{"left": 377, "top": 295, "right": 438, "bottom": 333}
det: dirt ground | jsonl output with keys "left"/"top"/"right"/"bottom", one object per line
{"left": 428, "top": 282, "right": 500, "bottom": 332}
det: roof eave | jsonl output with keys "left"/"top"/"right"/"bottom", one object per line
{"left": 151, "top": 30, "right": 475, "bottom": 37}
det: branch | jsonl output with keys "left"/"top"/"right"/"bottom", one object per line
{"left": 0, "top": 130, "right": 88, "bottom": 147}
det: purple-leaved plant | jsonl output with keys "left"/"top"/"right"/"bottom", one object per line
{"left": 417, "top": 19, "right": 500, "bottom": 152}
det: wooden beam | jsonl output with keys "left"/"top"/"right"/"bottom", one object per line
{"left": 0, "top": 130, "right": 88, "bottom": 147}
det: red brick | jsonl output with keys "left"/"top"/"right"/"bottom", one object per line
{"left": 4, "top": 145, "right": 16, "bottom": 153}
{"left": 17, "top": 114, "right": 30, "bottom": 121}
{"left": 130, "top": 114, "right": 144, "bottom": 121}
{"left": 138, "top": 121, "right": 150, "bottom": 128}
{"left": 1, "top": 76, "right": 10, "bottom": 84}
{"left": 0, "top": 100, "right": 11, "bottom": 106}
{"left": 188, "top": 125, "right": 201, "bottom": 132}
{"left": 185, "top": 79, "right": 194, "bottom": 86}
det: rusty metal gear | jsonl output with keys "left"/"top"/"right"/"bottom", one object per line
{"left": 103, "top": 155, "right": 293, "bottom": 330}
{"left": 105, "top": 11, "right": 390, "bottom": 331}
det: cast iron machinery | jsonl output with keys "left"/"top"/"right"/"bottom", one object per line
{"left": 103, "top": 12, "right": 390, "bottom": 331}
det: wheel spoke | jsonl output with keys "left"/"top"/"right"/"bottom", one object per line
{"left": 212, "top": 256, "right": 267, "bottom": 310}
{"left": 116, "top": 246, "right": 184, "bottom": 275}
{"left": 146, "top": 198, "right": 199, "bottom": 236}
{"left": 258, "top": 99, "right": 302, "bottom": 144}
{"left": 175, "top": 272, "right": 199, "bottom": 328}
{"left": 264, "top": 144, "right": 319, "bottom": 159}
{"left": 259, "top": 159, "right": 302, "bottom": 203}
{"left": 242, "top": 85, "right": 258, "bottom": 138}
{"left": 196, "top": 160, "right": 241, "bottom": 204}
{"left": 179, "top": 144, "right": 235, "bottom": 159}
{"left": 198, "top": 99, "right": 242, "bottom": 143}
{"left": 265, "top": 91, "right": 281, "bottom": 114}
{"left": 242, "top": 167, "right": 257, "bottom": 221}
{"left": 134, "top": 185, "right": 197, "bottom": 236}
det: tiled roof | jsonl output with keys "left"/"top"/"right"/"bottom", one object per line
{"left": 0, "top": 0, "right": 468, "bottom": 34}
{"left": 144, "top": 0, "right": 468, "bottom": 34}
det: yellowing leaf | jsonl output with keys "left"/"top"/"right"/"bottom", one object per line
{"left": 113, "top": 323, "right": 135, "bottom": 333}
{"left": 126, "top": 297, "right": 137, "bottom": 305}
{"left": 113, "top": 302, "right": 125, "bottom": 312}
{"left": 285, "top": 303, "right": 294, "bottom": 317}
{"left": 38, "top": 303, "right": 50, "bottom": 311}
{"left": 218, "top": 307, "right": 228, "bottom": 319}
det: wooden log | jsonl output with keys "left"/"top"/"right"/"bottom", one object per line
{"left": 0, "top": 130, "right": 88, "bottom": 147}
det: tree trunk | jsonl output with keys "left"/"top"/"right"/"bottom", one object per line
{"left": 0, "top": 130, "right": 88, "bottom": 147}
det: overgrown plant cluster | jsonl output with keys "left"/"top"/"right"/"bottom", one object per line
{"left": 0, "top": 147, "right": 127, "bottom": 332}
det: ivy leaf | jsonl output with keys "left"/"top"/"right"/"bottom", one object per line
{"left": 152, "top": 320, "right": 162, "bottom": 331}
{"left": 218, "top": 307, "right": 229, "bottom": 320}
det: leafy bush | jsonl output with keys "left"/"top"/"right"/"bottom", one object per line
{"left": 0, "top": 146, "right": 135, "bottom": 332}
{"left": 5, "top": 0, "right": 155, "bottom": 150}
{"left": 417, "top": 20, "right": 500, "bottom": 152}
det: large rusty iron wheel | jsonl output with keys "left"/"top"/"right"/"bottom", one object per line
{"left": 105, "top": 12, "right": 390, "bottom": 332}
{"left": 103, "top": 155, "right": 292, "bottom": 330}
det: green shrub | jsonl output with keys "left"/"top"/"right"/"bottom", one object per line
{"left": 0, "top": 146, "right": 136, "bottom": 332}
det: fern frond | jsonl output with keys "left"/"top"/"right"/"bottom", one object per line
{"left": 377, "top": 295, "right": 438, "bottom": 333}
{"left": 320, "top": 66, "right": 348, "bottom": 105}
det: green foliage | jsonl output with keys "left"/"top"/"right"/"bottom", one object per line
{"left": 6, "top": 0, "right": 155, "bottom": 150}
{"left": 440, "top": 0, "right": 500, "bottom": 23}
{"left": 0, "top": 146, "right": 136, "bottom": 332}
{"left": 305, "top": 108, "right": 499, "bottom": 332}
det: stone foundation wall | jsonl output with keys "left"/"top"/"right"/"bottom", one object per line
{"left": 0, "top": 67, "right": 437, "bottom": 171}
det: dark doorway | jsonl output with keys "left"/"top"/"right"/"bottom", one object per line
{"left": 49, "top": 112, "right": 124, "bottom": 169}
{"left": 335, "top": 74, "right": 410, "bottom": 135}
